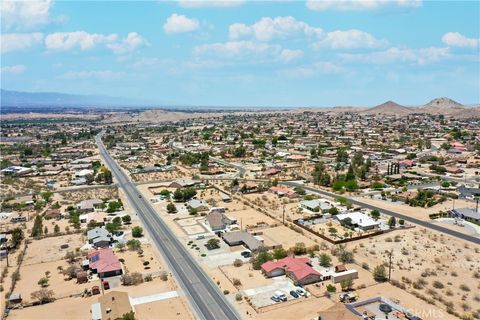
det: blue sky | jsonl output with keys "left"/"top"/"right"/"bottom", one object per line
{"left": 1, "top": 0, "right": 479, "bottom": 107}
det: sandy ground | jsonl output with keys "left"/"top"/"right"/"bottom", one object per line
{"left": 134, "top": 296, "right": 195, "bottom": 320}
{"left": 356, "top": 282, "right": 459, "bottom": 320}
{"left": 348, "top": 228, "right": 480, "bottom": 318}
{"left": 22, "top": 234, "right": 84, "bottom": 265}
{"left": 260, "top": 225, "right": 317, "bottom": 249}
{"left": 8, "top": 295, "right": 98, "bottom": 320}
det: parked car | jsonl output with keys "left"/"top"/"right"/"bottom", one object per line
{"left": 289, "top": 290, "right": 299, "bottom": 298}
{"left": 241, "top": 250, "right": 251, "bottom": 258}
{"left": 102, "top": 280, "right": 110, "bottom": 290}
{"left": 296, "top": 288, "right": 306, "bottom": 297}
{"left": 339, "top": 292, "right": 357, "bottom": 303}
{"left": 271, "top": 291, "right": 287, "bottom": 302}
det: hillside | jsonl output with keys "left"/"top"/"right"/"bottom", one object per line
{"left": 419, "top": 97, "right": 466, "bottom": 116}
{"left": 361, "top": 100, "right": 413, "bottom": 115}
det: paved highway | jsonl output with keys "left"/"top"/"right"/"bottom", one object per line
{"left": 96, "top": 133, "right": 240, "bottom": 320}
{"left": 282, "top": 181, "right": 480, "bottom": 245}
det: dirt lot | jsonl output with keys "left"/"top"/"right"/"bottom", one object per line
{"left": 22, "top": 234, "right": 84, "bottom": 265}
{"left": 349, "top": 228, "right": 480, "bottom": 318}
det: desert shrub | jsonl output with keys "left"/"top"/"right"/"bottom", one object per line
{"left": 326, "top": 284, "right": 336, "bottom": 293}
{"left": 433, "top": 280, "right": 444, "bottom": 289}
{"left": 235, "top": 293, "right": 243, "bottom": 301}
{"left": 159, "top": 271, "right": 168, "bottom": 281}
{"left": 121, "top": 272, "right": 143, "bottom": 286}
{"left": 233, "top": 259, "right": 243, "bottom": 267}
{"left": 459, "top": 284, "right": 470, "bottom": 292}
{"left": 232, "top": 278, "right": 242, "bottom": 286}
{"left": 223, "top": 290, "right": 230, "bottom": 295}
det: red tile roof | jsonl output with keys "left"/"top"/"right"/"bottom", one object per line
{"left": 88, "top": 248, "right": 121, "bottom": 274}
{"left": 261, "top": 256, "right": 320, "bottom": 281}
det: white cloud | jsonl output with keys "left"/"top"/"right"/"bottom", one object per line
{"left": 163, "top": 14, "right": 200, "bottom": 34}
{"left": 279, "top": 49, "right": 303, "bottom": 63}
{"left": 45, "top": 31, "right": 118, "bottom": 51}
{"left": 442, "top": 32, "right": 479, "bottom": 48}
{"left": 1, "top": 32, "right": 44, "bottom": 53}
{"left": 177, "top": 0, "right": 245, "bottom": 8}
{"left": 312, "top": 29, "right": 388, "bottom": 49}
{"left": 229, "top": 16, "right": 322, "bottom": 41}
{"left": 306, "top": 0, "right": 422, "bottom": 11}
{"left": 60, "top": 70, "right": 125, "bottom": 80}
{"left": 194, "top": 40, "right": 280, "bottom": 59}
{"left": 1, "top": 65, "right": 27, "bottom": 75}
{"left": 340, "top": 46, "right": 449, "bottom": 65}
{"left": 0, "top": 0, "right": 54, "bottom": 30}
{"left": 106, "top": 32, "right": 149, "bottom": 55}
{"left": 279, "top": 61, "right": 347, "bottom": 78}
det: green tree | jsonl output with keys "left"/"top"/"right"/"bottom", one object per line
{"left": 370, "top": 210, "right": 380, "bottom": 220}
{"left": 122, "top": 215, "right": 132, "bottom": 224}
{"left": 126, "top": 239, "right": 142, "bottom": 251}
{"left": 54, "top": 224, "right": 60, "bottom": 234}
{"left": 11, "top": 228, "right": 24, "bottom": 248}
{"left": 340, "top": 278, "right": 354, "bottom": 291}
{"left": 387, "top": 216, "right": 397, "bottom": 228}
{"left": 252, "top": 250, "right": 274, "bottom": 270}
{"left": 31, "top": 215, "right": 43, "bottom": 237}
{"left": 106, "top": 222, "right": 119, "bottom": 234}
{"left": 292, "top": 242, "right": 307, "bottom": 255}
{"left": 166, "top": 202, "right": 177, "bottom": 213}
{"left": 339, "top": 249, "right": 354, "bottom": 263}
{"left": 41, "top": 191, "right": 53, "bottom": 202}
{"left": 373, "top": 265, "right": 388, "bottom": 282}
{"left": 319, "top": 253, "right": 332, "bottom": 267}
{"left": 206, "top": 238, "right": 220, "bottom": 249}
{"left": 132, "top": 226, "right": 143, "bottom": 238}
{"left": 121, "top": 311, "right": 135, "bottom": 320}
{"left": 273, "top": 248, "right": 288, "bottom": 260}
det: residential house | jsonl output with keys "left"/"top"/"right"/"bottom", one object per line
{"left": 222, "top": 231, "right": 264, "bottom": 252}
{"left": 206, "top": 211, "right": 235, "bottom": 231}
{"left": 450, "top": 208, "right": 480, "bottom": 223}
{"left": 300, "top": 199, "right": 334, "bottom": 213}
{"left": 87, "top": 227, "right": 112, "bottom": 248}
{"left": 261, "top": 256, "right": 322, "bottom": 285}
{"left": 78, "top": 199, "right": 104, "bottom": 213}
{"left": 88, "top": 247, "right": 123, "bottom": 278}
{"left": 187, "top": 199, "right": 209, "bottom": 212}
{"left": 169, "top": 179, "right": 197, "bottom": 189}
{"left": 335, "top": 211, "right": 380, "bottom": 230}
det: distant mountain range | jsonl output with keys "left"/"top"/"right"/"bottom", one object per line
{"left": 359, "top": 97, "right": 479, "bottom": 118}
{"left": 0, "top": 89, "right": 155, "bottom": 109}
{"left": 1, "top": 89, "right": 478, "bottom": 117}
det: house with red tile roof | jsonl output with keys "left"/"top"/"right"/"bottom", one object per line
{"left": 88, "top": 248, "right": 123, "bottom": 278}
{"left": 268, "top": 186, "right": 297, "bottom": 198}
{"left": 261, "top": 256, "right": 321, "bottom": 285}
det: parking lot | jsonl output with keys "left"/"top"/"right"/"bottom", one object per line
{"left": 242, "top": 276, "right": 309, "bottom": 308}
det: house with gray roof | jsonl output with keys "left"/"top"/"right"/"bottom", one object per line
{"left": 222, "top": 231, "right": 264, "bottom": 252}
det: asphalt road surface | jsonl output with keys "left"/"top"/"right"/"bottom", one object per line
{"left": 96, "top": 133, "right": 240, "bottom": 320}
{"left": 282, "top": 181, "right": 480, "bottom": 245}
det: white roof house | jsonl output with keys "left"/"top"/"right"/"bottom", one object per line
{"left": 336, "top": 211, "right": 379, "bottom": 230}
{"left": 300, "top": 199, "right": 335, "bottom": 212}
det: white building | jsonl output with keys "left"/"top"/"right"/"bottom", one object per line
{"left": 335, "top": 211, "right": 379, "bottom": 230}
